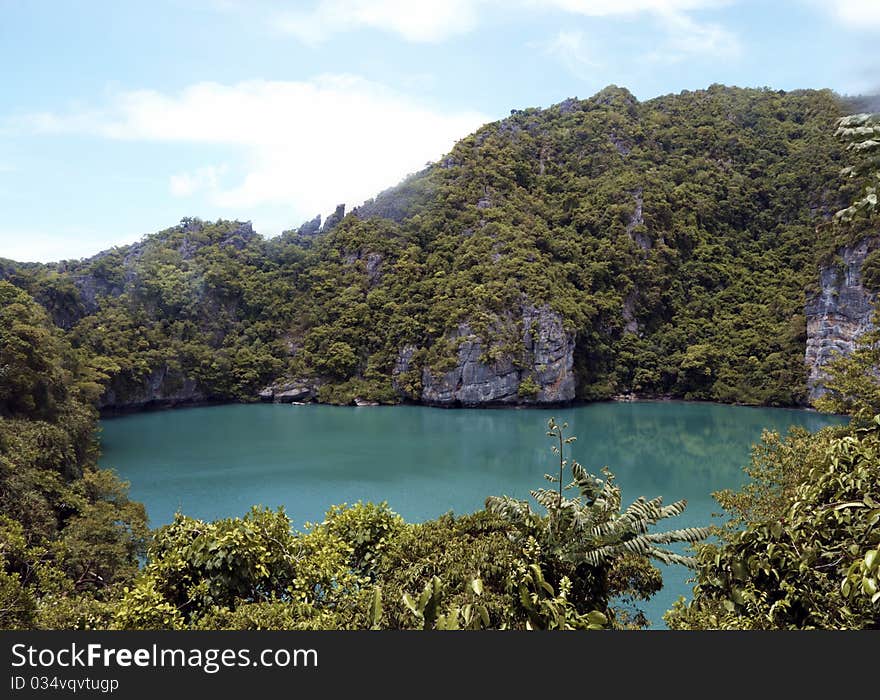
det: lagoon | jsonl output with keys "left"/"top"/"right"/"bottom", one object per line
{"left": 99, "top": 401, "right": 844, "bottom": 627}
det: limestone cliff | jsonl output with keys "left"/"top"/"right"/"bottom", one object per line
{"left": 805, "top": 236, "right": 879, "bottom": 401}
{"left": 397, "top": 305, "right": 576, "bottom": 406}
{"left": 99, "top": 365, "right": 208, "bottom": 412}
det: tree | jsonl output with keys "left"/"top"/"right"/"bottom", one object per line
{"left": 0, "top": 282, "right": 70, "bottom": 420}
{"left": 488, "top": 418, "right": 709, "bottom": 567}
{"left": 0, "top": 283, "right": 148, "bottom": 630}
{"left": 834, "top": 113, "right": 879, "bottom": 223}
{"left": 666, "top": 418, "right": 880, "bottom": 630}
{"left": 487, "top": 418, "right": 709, "bottom": 626}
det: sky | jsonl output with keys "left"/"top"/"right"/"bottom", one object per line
{"left": 0, "top": 0, "right": 878, "bottom": 262}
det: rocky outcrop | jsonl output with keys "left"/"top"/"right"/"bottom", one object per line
{"left": 805, "top": 236, "right": 879, "bottom": 400}
{"left": 521, "top": 305, "right": 577, "bottom": 402}
{"left": 364, "top": 252, "right": 383, "bottom": 284}
{"left": 216, "top": 221, "right": 256, "bottom": 251}
{"left": 557, "top": 97, "right": 580, "bottom": 115}
{"left": 420, "top": 326, "right": 520, "bottom": 405}
{"left": 322, "top": 204, "right": 346, "bottom": 232}
{"left": 626, "top": 188, "right": 650, "bottom": 251}
{"left": 410, "top": 305, "right": 576, "bottom": 406}
{"left": 622, "top": 291, "right": 639, "bottom": 335}
{"left": 99, "top": 365, "right": 208, "bottom": 411}
{"left": 257, "top": 381, "right": 318, "bottom": 403}
{"left": 609, "top": 133, "right": 632, "bottom": 156}
{"left": 297, "top": 215, "right": 322, "bottom": 237}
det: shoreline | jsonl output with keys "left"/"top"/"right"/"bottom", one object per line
{"left": 98, "top": 393, "right": 842, "bottom": 420}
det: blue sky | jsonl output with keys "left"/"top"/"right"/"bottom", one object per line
{"left": 1, "top": 0, "right": 878, "bottom": 262}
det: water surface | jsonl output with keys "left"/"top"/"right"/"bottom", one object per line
{"left": 100, "top": 401, "right": 845, "bottom": 627}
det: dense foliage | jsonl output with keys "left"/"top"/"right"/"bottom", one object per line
{"left": 666, "top": 109, "right": 880, "bottom": 631}
{"left": 0, "top": 282, "right": 147, "bottom": 629}
{"left": 814, "top": 111, "right": 880, "bottom": 419}
{"left": 0, "top": 86, "right": 861, "bottom": 408}
{"left": 833, "top": 113, "right": 879, "bottom": 224}
{"left": 665, "top": 418, "right": 880, "bottom": 629}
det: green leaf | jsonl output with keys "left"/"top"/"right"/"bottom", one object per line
{"left": 402, "top": 593, "right": 419, "bottom": 617}
{"left": 478, "top": 606, "right": 490, "bottom": 628}
{"left": 586, "top": 610, "right": 607, "bottom": 627}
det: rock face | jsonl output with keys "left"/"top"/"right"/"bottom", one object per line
{"left": 805, "top": 236, "right": 879, "bottom": 400}
{"left": 99, "top": 365, "right": 208, "bottom": 411}
{"left": 297, "top": 215, "right": 322, "bottom": 237}
{"left": 521, "top": 305, "right": 577, "bottom": 402}
{"left": 322, "top": 204, "right": 346, "bottom": 232}
{"left": 257, "top": 381, "right": 316, "bottom": 403}
{"left": 364, "top": 252, "right": 383, "bottom": 284}
{"left": 414, "top": 305, "right": 576, "bottom": 406}
{"left": 621, "top": 291, "right": 639, "bottom": 336}
{"left": 626, "top": 188, "right": 650, "bottom": 252}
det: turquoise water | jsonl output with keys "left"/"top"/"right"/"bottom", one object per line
{"left": 99, "top": 401, "right": 845, "bottom": 628}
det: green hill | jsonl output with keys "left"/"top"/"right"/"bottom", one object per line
{"left": 1, "top": 85, "right": 866, "bottom": 409}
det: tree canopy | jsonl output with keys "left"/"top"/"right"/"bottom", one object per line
{"left": 1, "top": 86, "right": 860, "bottom": 409}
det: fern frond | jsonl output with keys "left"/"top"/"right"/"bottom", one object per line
{"left": 646, "top": 547, "right": 699, "bottom": 567}
{"left": 642, "top": 527, "right": 712, "bottom": 544}
{"left": 531, "top": 488, "right": 562, "bottom": 511}
{"left": 485, "top": 495, "right": 533, "bottom": 525}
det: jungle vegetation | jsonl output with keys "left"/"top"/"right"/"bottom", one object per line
{"left": 0, "top": 297, "right": 705, "bottom": 630}
{"left": 0, "top": 85, "right": 870, "bottom": 409}
{"left": 1, "top": 87, "right": 879, "bottom": 630}
{"left": 666, "top": 109, "right": 880, "bottom": 630}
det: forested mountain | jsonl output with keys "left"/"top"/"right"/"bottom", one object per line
{"left": 2, "top": 85, "right": 879, "bottom": 631}
{"left": 2, "top": 85, "right": 875, "bottom": 411}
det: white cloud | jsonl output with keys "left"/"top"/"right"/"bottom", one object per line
{"left": 169, "top": 165, "right": 228, "bottom": 197}
{"left": 821, "top": 0, "right": 880, "bottom": 30}
{"left": 276, "top": 0, "right": 480, "bottom": 43}
{"left": 274, "top": 0, "right": 878, "bottom": 44}
{"left": 538, "top": 30, "right": 600, "bottom": 79}
{"left": 276, "top": 1, "right": 739, "bottom": 77}
{"left": 529, "top": 0, "right": 728, "bottom": 16}
{"left": 652, "top": 10, "right": 741, "bottom": 60}
{"left": 536, "top": 3, "right": 738, "bottom": 77}
{"left": 26, "top": 76, "right": 488, "bottom": 228}
{"left": 275, "top": 0, "right": 732, "bottom": 43}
